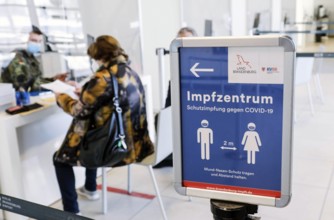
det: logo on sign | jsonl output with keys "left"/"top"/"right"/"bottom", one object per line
{"left": 261, "top": 67, "right": 279, "bottom": 74}
{"left": 236, "top": 55, "right": 252, "bottom": 68}
{"left": 232, "top": 55, "right": 256, "bottom": 74}
{"left": 228, "top": 47, "right": 284, "bottom": 84}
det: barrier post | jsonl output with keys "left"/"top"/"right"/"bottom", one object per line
{"left": 156, "top": 48, "right": 170, "bottom": 109}
{"left": 210, "top": 200, "right": 259, "bottom": 220}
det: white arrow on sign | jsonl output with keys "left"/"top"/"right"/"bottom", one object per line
{"left": 190, "top": 62, "right": 214, "bottom": 78}
{"left": 220, "top": 146, "right": 237, "bottom": 151}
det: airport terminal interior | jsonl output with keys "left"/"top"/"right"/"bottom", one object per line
{"left": 1, "top": 0, "right": 334, "bottom": 219}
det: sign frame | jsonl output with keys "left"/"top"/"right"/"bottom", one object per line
{"left": 170, "top": 35, "right": 295, "bottom": 207}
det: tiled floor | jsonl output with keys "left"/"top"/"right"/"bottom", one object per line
{"left": 46, "top": 73, "right": 334, "bottom": 220}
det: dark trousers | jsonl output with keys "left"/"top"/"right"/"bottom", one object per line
{"left": 53, "top": 158, "right": 97, "bottom": 213}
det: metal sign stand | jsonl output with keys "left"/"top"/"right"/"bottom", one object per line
{"left": 170, "top": 36, "right": 295, "bottom": 219}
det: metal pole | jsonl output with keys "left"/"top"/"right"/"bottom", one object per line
{"left": 137, "top": 0, "right": 145, "bottom": 75}
{"left": 148, "top": 165, "right": 168, "bottom": 220}
{"left": 156, "top": 48, "right": 169, "bottom": 109}
{"left": 102, "top": 167, "right": 107, "bottom": 214}
{"left": 127, "top": 165, "right": 132, "bottom": 193}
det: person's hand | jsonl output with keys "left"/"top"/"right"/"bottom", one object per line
{"left": 54, "top": 73, "right": 68, "bottom": 82}
{"left": 54, "top": 92, "right": 61, "bottom": 99}
{"left": 65, "top": 80, "right": 81, "bottom": 97}
{"left": 66, "top": 80, "right": 79, "bottom": 88}
{"left": 74, "top": 87, "right": 81, "bottom": 97}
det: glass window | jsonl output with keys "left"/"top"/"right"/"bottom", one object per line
{"left": 0, "top": 4, "right": 31, "bottom": 61}
{"left": 182, "top": 0, "right": 231, "bottom": 36}
{"left": 247, "top": 0, "right": 271, "bottom": 31}
{"left": 0, "top": 0, "right": 89, "bottom": 80}
{"left": 33, "top": 0, "right": 78, "bottom": 8}
{"left": 34, "top": 0, "right": 85, "bottom": 54}
{"left": 0, "top": 0, "right": 27, "bottom": 5}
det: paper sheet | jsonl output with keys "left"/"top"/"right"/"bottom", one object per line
{"left": 41, "top": 80, "right": 77, "bottom": 99}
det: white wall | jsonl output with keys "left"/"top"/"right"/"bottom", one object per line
{"left": 140, "top": 0, "right": 181, "bottom": 111}
{"left": 296, "top": 0, "right": 315, "bottom": 45}
{"left": 271, "top": 0, "right": 282, "bottom": 31}
{"left": 296, "top": 0, "right": 315, "bottom": 21}
{"left": 78, "top": 0, "right": 181, "bottom": 112}
{"left": 282, "top": 0, "right": 297, "bottom": 23}
{"left": 231, "top": 0, "right": 246, "bottom": 36}
{"left": 78, "top": 0, "right": 143, "bottom": 73}
{"left": 246, "top": 0, "right": 272, "bottom": 31}
{"left": 182, "top": 0, "right": 231, "bottom": 36}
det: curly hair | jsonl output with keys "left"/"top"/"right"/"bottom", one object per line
{"left": 87, "top": 35, "right": 128, "bottom": 63}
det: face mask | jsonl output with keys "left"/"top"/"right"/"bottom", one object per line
{"left": 91, "top": 60, "right": 101, "bottom": 72}
{"left": 27, "top": 42, "right": 41, "bottom": 54}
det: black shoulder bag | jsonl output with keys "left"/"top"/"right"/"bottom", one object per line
{"left": 79, "top": 73, "right": 128, "bottom": 168}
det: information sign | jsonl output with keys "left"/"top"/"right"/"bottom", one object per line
{"left": 170, "top": 36, "right": 295, "bottom": 207}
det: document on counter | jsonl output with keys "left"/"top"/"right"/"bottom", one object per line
{"left": 41, "top": 80, "right": 78, "bottom": 99}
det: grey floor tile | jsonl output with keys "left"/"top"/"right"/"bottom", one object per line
{"left": 321, "top": 188, "right": 334, "bottom": 220}
{"left": 259, "top": 184, "right": 327, "bottom": 220}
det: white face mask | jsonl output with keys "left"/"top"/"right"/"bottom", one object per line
{"left": 91, "top": 60, "right": 101, "bottom": 72}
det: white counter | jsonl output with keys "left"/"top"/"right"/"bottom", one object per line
{"left": 0, "top": 75, "right": 154, "bottom": 220}
{"left": 0, "top": 99, "right": 86, "bottom": 220}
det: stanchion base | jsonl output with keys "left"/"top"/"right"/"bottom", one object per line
{"left": 210, "top": 199, "right": 259, "bottom": 220}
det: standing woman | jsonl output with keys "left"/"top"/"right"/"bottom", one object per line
{"left": 53, "top": 35, "right": 154, "bottom": 214}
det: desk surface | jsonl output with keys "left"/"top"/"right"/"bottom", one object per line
{"left": 0, "top": 77, "right": 155, "bottom": 219}
{"left": 0, "top": 97, "right": 82, "bottom": 220}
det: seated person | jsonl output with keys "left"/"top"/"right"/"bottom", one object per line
{"left": 1, "top": 26, "right": 67, "bottom": 92}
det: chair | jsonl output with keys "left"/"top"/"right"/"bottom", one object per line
{"left": 294, "top": 56, "right": 315, "bottom": 117}
{"left": 100, "top": 106, "right": 173, "bottom": 220}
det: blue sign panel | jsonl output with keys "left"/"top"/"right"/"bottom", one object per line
{"left": 179, "top": 47, "right": 283, "bottom": 197}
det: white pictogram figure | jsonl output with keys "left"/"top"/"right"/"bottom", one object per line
{"left": 197, "top": 119, "right": 213, "bottom": 160}
{"left": 241, "top": 122, "right": 262, "bottom": 164}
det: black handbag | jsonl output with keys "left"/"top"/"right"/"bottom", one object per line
{"left": 79, "top": 72, "right": 128, "bottom": 168}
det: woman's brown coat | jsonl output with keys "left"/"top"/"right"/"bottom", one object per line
{"left": 54, "top": 62, "right": 154, "bottom": 166}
